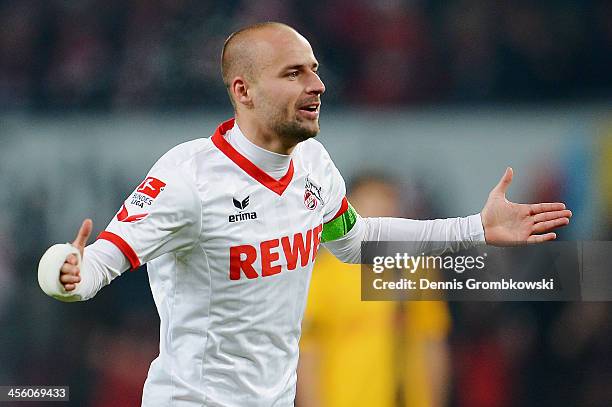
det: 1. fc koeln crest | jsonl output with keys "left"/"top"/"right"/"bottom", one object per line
{"left": 304, "top": 176, "right": 323, "bottom": 210}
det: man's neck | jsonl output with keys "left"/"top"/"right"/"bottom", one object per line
{"left": 226, "top": 121, "right": 292, "bottom": 180}
{"left": 235, "top": 115, "right": 297, "bottom": 155}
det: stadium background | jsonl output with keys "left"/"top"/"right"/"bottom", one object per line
{"left": 0, "top": 0, "right": 611, "bottom": 406}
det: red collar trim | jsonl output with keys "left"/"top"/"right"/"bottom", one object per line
{"left": 211, "top": 118, "right": 294, "bottom": 196}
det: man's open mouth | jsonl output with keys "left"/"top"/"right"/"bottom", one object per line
{"left": 299, "top": 103, "right": 320, "bottom": 113}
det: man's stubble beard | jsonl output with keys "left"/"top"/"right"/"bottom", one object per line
{"left": 274, "top": 119, "right": 319, "bottom": 143}
{"left": 271, "top": 105, "right": 319, "bottom": 143}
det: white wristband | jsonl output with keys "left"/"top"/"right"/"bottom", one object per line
{"left": 38, "top": 243, "right": 82, "bottom": 302}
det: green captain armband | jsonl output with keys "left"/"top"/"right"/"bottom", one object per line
{"left": 321, "top": 202, "right": 358, "bottom": 243}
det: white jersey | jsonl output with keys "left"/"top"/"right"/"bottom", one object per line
{"left": 99, "top": 118, "right": 348, "bottom": 406}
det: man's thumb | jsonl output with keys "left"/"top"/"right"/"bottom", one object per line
{"left": 491, "top": 167, "right": 513, "bottom": 195}
{"left": 72, "top": 219, "right": 93, "bottom": 252}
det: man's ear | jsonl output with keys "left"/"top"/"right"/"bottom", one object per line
{"left": 231, "top": 77, "right": 254, "bottom": 108}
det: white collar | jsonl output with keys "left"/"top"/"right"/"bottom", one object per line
{"left": 225, "top": 123, "right": 292, "bottom": 180}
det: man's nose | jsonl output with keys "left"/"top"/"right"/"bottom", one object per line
{"left": 306, "top": 72, "right": 325, "bottom": 95}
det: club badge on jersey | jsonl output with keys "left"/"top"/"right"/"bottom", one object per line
{"left": 304, "top": 176, "right": 323, "bottom": 210}
{"left": 117, "top": 176, "right": 167, "bottom": 223}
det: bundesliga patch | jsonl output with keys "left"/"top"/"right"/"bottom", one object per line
{"left": 117, "top": 176, "right": 167, "bottom": 222}
{"left": 304, "top": 176, "right": 323, "bottom": 210}
{"left": 137, "top": 177, "right": 166, "bottom": 198}
{"left": 117, "top": 203, "right": 148, "bottom": 223}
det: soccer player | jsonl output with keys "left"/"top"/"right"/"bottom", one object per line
{"left": 38, "top": 22, "right": 571, "bottom": 406}
{"left": 298, "top": 173, "right": 452, "bottom": 407}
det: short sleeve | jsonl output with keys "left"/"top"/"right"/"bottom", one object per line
{"left": 99, "top": 164, "right": 202, "bottom": 270}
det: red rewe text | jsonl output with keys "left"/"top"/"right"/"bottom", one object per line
{"left": 229, "top": 224, "right": 323, "bottom": 280}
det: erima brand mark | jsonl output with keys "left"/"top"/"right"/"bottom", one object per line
{"left": 233, "top": 196, "right": 250, "bottom": 210}
{"left": 229, "top": 212, "right": 258, "bottom": 223}
{"left": 229, "top": 224, "right": 323, "bottom": 280}
{"left": 304, "top": 176, "right": 323, "bottom": 210}
{"left": 229, "top": 195, "right": 257, "bottom": 223}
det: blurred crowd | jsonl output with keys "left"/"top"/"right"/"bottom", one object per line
{"left": 1, "top": 0, "right": 611, "bottom": 110}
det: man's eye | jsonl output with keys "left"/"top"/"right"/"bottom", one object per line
{"left": 288, "top": 71, "right": 299, "bottom": 79}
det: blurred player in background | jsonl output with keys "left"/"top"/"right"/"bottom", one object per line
{"left": 297, "top": 173, "right": 451, "bottom": 407}
{"left": 37, "top": 22, "right": 571, "bottom": 406}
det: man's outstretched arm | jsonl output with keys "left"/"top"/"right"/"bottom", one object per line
{"left": 38, "top": 162, "right": 202, "bottom": 302}
{"left": 324, "top": 167, "right": 572, "bottom": 263}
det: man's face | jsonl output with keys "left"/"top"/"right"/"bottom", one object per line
{"left": 249, "top": 30, "right": 326, "bottom": 143}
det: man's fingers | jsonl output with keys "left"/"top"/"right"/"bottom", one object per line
{"left": 490, "top": 167, "right": 513, "bottom": 196}
{"left": 529, "top": 202, "right": 566, "bottom": 215}
{"left": 72, "top": 219, "right": 93, "bottom": 251}
{"left": 533, "top": 209, "right": 573, "bottom": 223}
{"left": 61, "top": 262, "right": 80, "bottom": 276}
{"left": 63, "top": 283, "right": 76, "bottom": 292}
{"left": 60, "top": 273, "right": 81, "bottom": 284}
{"left": 532, "top": 217, "right": 570, "bottom": 234}
{"left": 60, "top": 261, "right": 80, "bottom": 290}
{"left": 527, "top": 233, "right": 557, "bottom": 244}
{"left": 66, "top": 254, "right": 78, "bottom": 265}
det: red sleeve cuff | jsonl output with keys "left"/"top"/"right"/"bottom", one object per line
{"left": 327, "top": 197, "right": 349, "bottom": 223}
{"left": 97, "top": 231, "right": 141, "bottom": 271}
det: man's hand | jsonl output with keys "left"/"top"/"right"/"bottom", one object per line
{"left": 60, "top": 219, "right": 93, "bottom": 291}
{"left": 481, "top": 168, "right": 572, "bottom": 245}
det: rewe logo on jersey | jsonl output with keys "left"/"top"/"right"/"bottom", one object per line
{"left": 229, "top": 224, "right": 323, "bottom": 280}
{"left": 304, "top": 176, "right": 323, "bottom": 210}
{"left": 229, "top": 195, "right": 258, "bottom": 223}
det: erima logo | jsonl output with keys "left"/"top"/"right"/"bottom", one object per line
{"left": 229, "top": 196, "right": 258, "bottom": 223}
{"left": 233, "top": 196, "right": 250, "bottom": 210}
